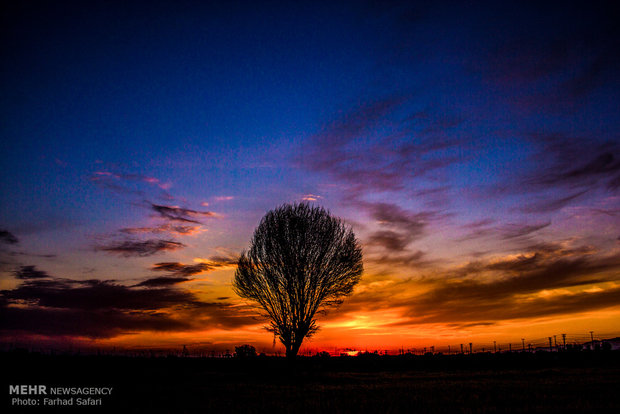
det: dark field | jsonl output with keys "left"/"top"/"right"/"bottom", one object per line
{"left": 3, "top": 351, "right": 620, "bottom": 413}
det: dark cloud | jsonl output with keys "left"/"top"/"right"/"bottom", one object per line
{"left": 0, "top": 230, "right": 18, "bottom": 244}
{"left": 6, "top": 251, "right": 56, "bottom": 259}
{"left": 3, "top": 278, "right": 195, "bottom": 311}
{"left": 150, "top": 203, "right": 216, "bottom": 224}
{"left": 135, "top": 256, "right": 238, "bottom": 288}
{"left": 206, "top": 255, "right": 239, "bottom": 266}
{"left": 14, "top": 265, "right": 51, "bottom": 279}
{"left": 98, "top": 239, "right": 185, "bottom": 257}
{"left": 0, "top": 267, "right": 258, "bottom": 339}
{"left": 151, "top": 257, "right": 237, "bottom": 276}
{"left": 367, "top": 250, "right": 433, "bottom": 268}
{"left": 150, "top": 258, "right": 236, "bottom": 278}
{"left": 564, "top": 152, "right": 620, "bottom": 182}
{"left": 366, "top": 202, "right": 433, "bottom": 233}
{"left": 355, "top": 202, "right": 444, "bottom": 271}
{"left": 0, "top": 306, "right": 192, "bottom": 338}
{"left": 151, "top": 262, "right": 212, "bottom": 276}
{"left": 134, "top": 277, "right": 191, "bottom": 288}
{"left": 367, "top": 230, "right": 413, "bottom": 251}
{"left": 361, "top": 202, "right": 445, "bottom": 255}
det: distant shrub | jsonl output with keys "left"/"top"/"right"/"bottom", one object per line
{"left": 234, "top": 345, "right": 257, "bottom": 358}
{"left": 314, "top": 351, "right": 331, "bottom": 358}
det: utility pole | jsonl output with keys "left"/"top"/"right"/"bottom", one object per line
{"left": 509, "top": 343, "right": 512, "bottom": 352}
{"left": 548, "top": 337, "right": 552, "bottom": 352}
{"left": 562, "top": 333, "right": 567, "bottom": 350}
{"left": 460, "top": 343, "right": 463, "bottom": 354}
{"left": 469, "top": 343, "right": 473, "bottom": 354}
{"left": 554, "top": 335, "right": 557, "bottom": 349}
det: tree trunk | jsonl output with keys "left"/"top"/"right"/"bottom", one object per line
{"left": 284, "top": 340, "right": 302, "bottom": 359}
{"left": 285, "top": 347, "right": 296, "bottom": 359}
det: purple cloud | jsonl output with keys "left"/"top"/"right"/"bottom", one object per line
{"left": 98, "top": 239, "right": 186, "bottom": 257}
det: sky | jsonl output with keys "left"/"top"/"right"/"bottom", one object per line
{"left": 1, "top": 0, "right": 619, "bottom": 355}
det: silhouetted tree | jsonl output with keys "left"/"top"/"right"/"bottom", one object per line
{"left": 234, "top": 344, "right": 257, "bottom": 358}
{"left": 233, "top": 203, "right": 363, "bottom": 359}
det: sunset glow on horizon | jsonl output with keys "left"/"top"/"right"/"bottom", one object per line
{"left": 1, "top": 1, "right": 619, "bottom": 356}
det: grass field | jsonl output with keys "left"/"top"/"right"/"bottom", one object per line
{"left": 3, "top": 351, "right": 620, "bottom": 413}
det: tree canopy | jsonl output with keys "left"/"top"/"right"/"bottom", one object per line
{"left": 233, "top": 203, "right": 363, "bottom": 359}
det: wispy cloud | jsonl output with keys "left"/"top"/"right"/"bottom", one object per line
{"left": 501, "top": 222, "right": 550, "bottom": 240}
{"left": 91, "top": 171, "right": 171, "bottom": 190}
{"left": 119, "top": 224, "right": 204, "bottom": 236}
{"left": 134, "top": 258, "right": 238, "bottom": 288}
{"left": 519, "top": 191, "right": 589, "bottom": 214}
{"left": 366, "top": 250, "right": 434, "bottom": 269}
{"left": 97, "top": 239, "right": 185, "bottom": 257}
{"left": 90, "top": 171, "right": 173, "bottom": 199}
{"left": 525, "top": 135, "right": 620, "bottom": 192}
{"left": 299, "top": 96, "right": 467, "bottom": 198}
{"left": 194, "top": 254, "right": 239, "bottom": 268}
{"left": 213, "top": 196, "right": 234, "bottom": 202}
{"left": 150, "top": 203, "right": 217, "bottom": 224}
